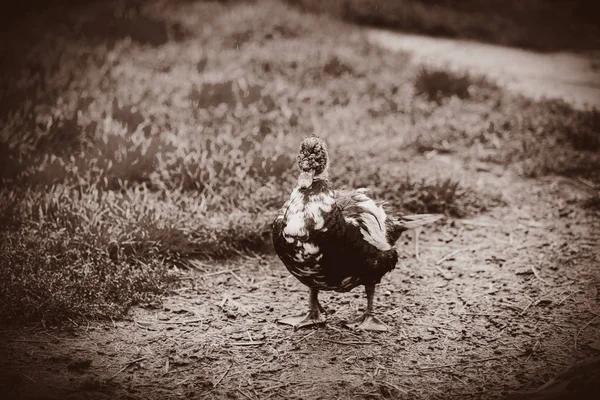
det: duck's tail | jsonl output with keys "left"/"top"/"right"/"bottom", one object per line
{"left": 387, "top": 213, "right": 444, "bottom": 244}
{"left": 400, "top": 214, "right": 444, "bottom": 229}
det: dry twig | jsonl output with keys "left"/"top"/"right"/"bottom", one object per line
{"left": 519, "top": 300, "right": 534, "bottom": 316}
{"left": 322, "top": 339, "right": 373, "bottom": 345}
{"left": 110, "top": 356, "right": 148, "bottom": 379}
{"left": 574, "top": 314, "right": 600, "bottom": 350}
{"left": 136, "top": 318, "right": 202, "bottom": 325}
{"left": 200, "top": 268, "right": 240, "bottom": 278}
{"left": 435, "top": 265, "right": 453, "bottom": 280}
{"left": 293, "top": 331, "right": 316, "bottom": 344}
{"left": 213, "top": 362, "right": 233, "bottom": 388}
{"left": 460, "top": 312, "right": 506, "bottom": 317}
{"left": 261, "top": 382, "right": 290, "bottom": 392}
{"left": 458, "top": 220, "right": 496, "bottom": 227}
{"left": 237, "top": 389, "right": 255, "bottom": 400}
{"left": 401, "top": 322, "right": 460, "bottom": 332}
{"left": 557, "top": 291, "right": 574, "bottom": 306}
{"left": 530, "top": 265, "right": 548, "bottom": 284}
{"left": 381, "top": 380, "right": 408, "bottom": 394}
{"left": 176, "top": 377, "right": 191, "bottom": 386}
{"left": 231, "top": 341, "right": 265, "bottom": 346}
{"left": 436, "top": 245, "right": 483, "bottom": 265}
{"left": 230, "top": 270, "right": 249, "bottom": 287}
{"left": 418, "top": 354, "right": 515, "bottom": 371}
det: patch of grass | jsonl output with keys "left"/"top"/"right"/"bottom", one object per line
{"left": 402, "top": 88, "right": 600, "bottom": 185}
{"left": 582, "top": 194, "right": 600, "bottom": 211}
{"left": 0, "top": 228, "right": 169, "bottom": 324}
{"left": 332, "top": 153, "right": 500, "bottom": 218}
{"left": 480, "top": 99, "right": 600, "bottom": 182}
{"left": 414, "top": 68, "right": 479, "bottom": 103}
{"left": 384, "top": 176, "right": 498, "bottom": 218}
{"left": 0, "top": 185, "right": 277, "bottom": 261}
{"left": 396, "top": 177, "right": 462, "bottom": 216}
{"left": 564, "top": 109, "right": 600, "bottom": 152}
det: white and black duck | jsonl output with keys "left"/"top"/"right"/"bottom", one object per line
{"left": 272, "top": 136, "right": 442, "bottom": 331}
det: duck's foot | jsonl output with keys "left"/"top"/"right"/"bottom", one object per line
{"left": 344, "top": 313, "right": 388, "bottom": 332}
{"left": 278, "top": 311, "right": 326, "bottom": 330}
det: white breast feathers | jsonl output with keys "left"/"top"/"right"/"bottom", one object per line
{"left": 283, "top": 188, "right": 335, "bottom": 240}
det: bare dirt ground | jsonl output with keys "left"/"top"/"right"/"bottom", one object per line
{"left": 2, "top": 154, "right": 599, "bottom": 399}
{"left": 369, "top": 30, "right": 600, "bottom": 110}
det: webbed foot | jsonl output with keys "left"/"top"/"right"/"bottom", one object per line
{"left": 278, "top": 311, "right": 326, "bottom": 330}
{"left": 344, "top": 313, "right": 388, "bottom": 332}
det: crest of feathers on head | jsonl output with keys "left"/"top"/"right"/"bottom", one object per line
{"left": 297, "top": 135, "right": 329, "bottom": 175}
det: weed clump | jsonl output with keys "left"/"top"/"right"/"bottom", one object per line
{"left": 387, "top": 177, "right": 497, "bottom": 218}
{"left": 0, "top": 229, "right": 168, "bottom": 325}
{"left": 582, "top": 194, "right": 600, "bottom": 211}
{"left": 564, "top": 109, "right": 600, "bottom": 152}
{"left": 414, "top": 68, "right": 480, "bottom": 103}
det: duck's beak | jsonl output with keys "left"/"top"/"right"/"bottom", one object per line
{"left": 297, "top": 170, "right": 314, "bottom": 188}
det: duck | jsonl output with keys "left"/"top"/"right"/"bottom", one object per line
{"left": 272, "top": 136, "right": 442, "bottom": 331}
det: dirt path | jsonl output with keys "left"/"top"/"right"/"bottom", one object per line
{"left": 368, "top": 30, "right": 600, "bottom": 110}
{"left": 2, "top": 154, "right": 599, "bottom": 400}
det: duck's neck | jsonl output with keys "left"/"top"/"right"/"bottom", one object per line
{"left": 296, "top": 173, "right": 332, "bottom": 193}
{"left": 314, "top": 170, "right": 330, "bottom": 182}
{"left": 307, "top": 178, "right": 332, "bottom": 193}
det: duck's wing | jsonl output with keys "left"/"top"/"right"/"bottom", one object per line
{"left": 330, "top": 189, "right": 398, "bottom": 286}
{"left": 334, "top": 188, "right": 392, "bottom": 251}
{"left": 336, "top": 188, "right": 443, "bottom": 246}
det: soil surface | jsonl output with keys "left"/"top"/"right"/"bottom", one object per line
{"left": 369, "top": 30, "right": 600, "bottom": 110}
{"left": 2, "top": 154, "right": 599, "bottom": 400}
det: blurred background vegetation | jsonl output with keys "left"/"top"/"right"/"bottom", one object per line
{"left": 289, "top": 0, "right": 600, "bottom": 51}
{"left": 0, "top": 0, "right": 598, "bottom": 325}
{"left": 5, "top": 0, "right": 600, "bottom": 51}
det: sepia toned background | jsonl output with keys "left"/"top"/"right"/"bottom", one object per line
{"left": 1, "top": 1, "right": 599, "bottom": 399}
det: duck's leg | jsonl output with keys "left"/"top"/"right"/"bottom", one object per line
{"left": 316, "top": 299, "right": 327, "bottom": 314}
{"left": 278, "top": 287, "right": 326, "bottom": 329}
{"left": 344, "top": 284, "right": 388, "bottom": 332}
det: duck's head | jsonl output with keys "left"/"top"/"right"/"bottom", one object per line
{"left": 297, "top": 135, "right": 329, "bottom": 188}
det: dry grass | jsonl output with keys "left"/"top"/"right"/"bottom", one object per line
{"left": 413, "top": 67, "right": 497, "bottom": 104}
{"left": 0, "top": 229, "right": 168, "bottom": 323}
{"left": 0, "top": 0, "right": 597, "bottom": 324}
{"left": 389, "top": 176, "right": 499, "bottom": 217}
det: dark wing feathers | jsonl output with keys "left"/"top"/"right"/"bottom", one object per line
{"left": 335, "top": 188, "right": 443, "bottom": 245}
{"left": 318, "top": 205, "right": 397, "bottom": 287}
